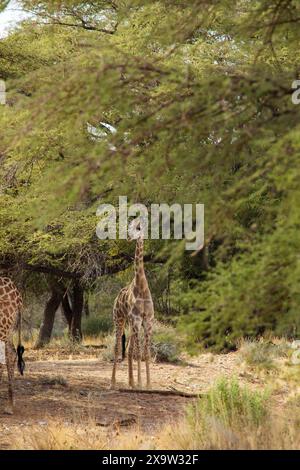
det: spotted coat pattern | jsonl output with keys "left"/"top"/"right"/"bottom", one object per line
{"left": 0, "top": 277, "right": 23, "bottom": 414}
{"left": 111, "top": 237, "right": 154, "bottom": 389}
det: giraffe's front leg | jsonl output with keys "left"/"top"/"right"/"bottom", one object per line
{"left": 128, "top": 334, "right": 135, "bottom": 389}
{"left": 4, "top": 341, "right": 16, "bottom": 415}
{"left": 133, "top": 323, "right": 142, "bottom": 389}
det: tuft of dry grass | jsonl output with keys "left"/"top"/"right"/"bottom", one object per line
{"left": 20, "top": 329, "right": 105, "bottom": 350}
{"left": 10, "top": 415, "right": 155, "bottom": 451}
{"left": 10, "top": 404, "right": 300, "bottom": 451}
{"left": 155, "top": 413, "right": 300, "bottom": 450}
{"left": 11, "top": 421, "right": 109, "bottom": 450}
{"left": 238, "top": 338, "right": 290, "bottom": 371}
{"left": 18, "top": 333, "right": 106, "bottom": 362}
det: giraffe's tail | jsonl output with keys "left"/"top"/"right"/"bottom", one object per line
{"left": 17, "top": 309, "right": 25, "bottom": 376}
{"left": 122, "top": 333, "right": 126, "bottom": 360}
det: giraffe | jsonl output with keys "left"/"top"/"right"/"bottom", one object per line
{"left": 0, "top": 277, "right": 25, "bottom": 414}
{"left": 111, "top": 220, "right": 154, "bottom": 390}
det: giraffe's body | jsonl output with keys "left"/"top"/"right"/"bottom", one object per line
{"left": 111, "top": 232, "right": 154, "bottom": 389}
{"left": 0, "top": 277, "right": 24, "bottom": 414}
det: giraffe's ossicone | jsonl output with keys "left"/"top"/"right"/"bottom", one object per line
{"left": 0, "top": 277, "right": 25, "bottom": 414}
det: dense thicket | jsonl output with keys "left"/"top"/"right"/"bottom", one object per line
{"left": 0, "top": 1, "right": 299, "bottom": 350}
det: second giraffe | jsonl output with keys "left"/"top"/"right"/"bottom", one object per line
{"left": 111, "top": 224, "right": 154, "bottom": 389}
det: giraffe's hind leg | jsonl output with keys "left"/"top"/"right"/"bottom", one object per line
{"left": 0, "top": 364, "right": 4, "bottom": 412}
{"left": 0, "top": 363, "right": 3, "bottom": 412}
{"left": 128, "top": 332, "right": 135, "bottom": 388}
{"left": 131, "top": 315, "right": 143, "bottom": 389}
{"left": 144, "top": 318, "right": 153, "bottom": 389}
{"left": 0, "top": 363, "right": 3, "bottom": 385}
{"left": 111, "top": 318, "right": 125, "bottom": 389}
{"left": 4, "top": 341, "right": 16, "bottom": 415}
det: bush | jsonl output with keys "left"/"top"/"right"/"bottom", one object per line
{"left": 166, "top": 377, "right": 271, "bottom": 449}
{"left": 152, "top": 322, "right": 183, "bottom": 363}
{"left": 178, "top": 228, "right": 300, "bottom": 353}
{"left": 239, "top": 339, "right": 290, "bottom": 370}
{"left": 195, "top": 377, "right": 269, "bottom": 429}
{"left": 157, "top": 379, "right": 299, "bottom": 450}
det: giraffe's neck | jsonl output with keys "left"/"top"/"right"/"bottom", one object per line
{"left": 134, "top": 237, "right": 146, "bottom": 287}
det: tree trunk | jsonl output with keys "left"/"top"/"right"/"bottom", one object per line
{"left": 70, "top": 281, "right": 84, "bottom": 342}
{"left": 84, "top": 296, "right": 90, "bottom": 317}
{"left": 61, "top": 292, "right": 73, "bottom": 334}
{"left": 35, "top": 287, "right": 63, "bottom": 348}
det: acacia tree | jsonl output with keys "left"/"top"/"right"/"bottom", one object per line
{"left": 0, "top": 1, "right": 299, "bottom": 350}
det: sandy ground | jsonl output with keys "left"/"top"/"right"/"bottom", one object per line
{"left": 0, "top": 350, "right": 241, "bottom": 449}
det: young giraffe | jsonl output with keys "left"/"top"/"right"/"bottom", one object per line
{"left": 111, "top": 222, "right": 154, "bottom": 389}
{"left": 0, "top": 277, "right": 25, "bottom": 414}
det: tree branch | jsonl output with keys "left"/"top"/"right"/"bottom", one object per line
{"left": 115, "top": 388, "right": 200, "bottom": 398}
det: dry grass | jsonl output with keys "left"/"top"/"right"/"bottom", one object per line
{"left": 17, "top": 332, "right": 106, "bottom": 362}
{"left": 155, "top": 412, "right": 300, "bottom": 450}
{"left": 19, "top": 329, "right": 104, "bottom": 350}
{"left": 11, "top": 421, "right": 158, "bottom": 450}
{"left": 9, "top": 376, "right": 300, "bottom": 450}
{"left": 10, "top": 404, "right": 300, "bottom": 451}
{"left": 238, "top": 338, "right": 300, "bottom": 400}
{"left": 238, "top": 338, "right": 291, "bottom": 371}
{"left": 11, "top": 421, "right": 109, "bottom": 450}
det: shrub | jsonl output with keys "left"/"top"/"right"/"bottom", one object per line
{"left": 161, "top": 378, "right": 272, "bottom": 449}
{"left": 157, "top": 384, "right": 299, "bottom": 450}
{"left": 177, "top": 223, "right": 300, "bottom": 353}
{"left": 152, "top": 322, "right": 183, "bottom": 363}
{"left": 239, "top": 339, "right": 290, "bottom": 370}
{"left": 195, "top": 377, "right": 269, "bottom": 429}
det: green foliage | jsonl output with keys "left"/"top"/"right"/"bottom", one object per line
{"left": 0, "top": 1, "right": 300, "bottom": 349}
{"left": 192, "top": 377, "right": 269, "bottom": 429}
{"left": 178, "top": 220, "right": 300, "bottom": 352}
{"left": 82, "top": 314, "right": 113, "bottom": 337}
{"left": 0, "top": 1, "right": 9, "bottom": 13}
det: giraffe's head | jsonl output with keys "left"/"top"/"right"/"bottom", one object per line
{"left": 128, "top": 216, "right": 146, "bottom": 241}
